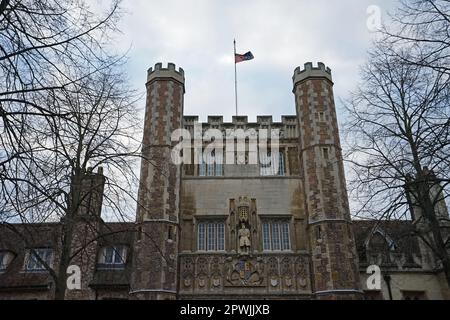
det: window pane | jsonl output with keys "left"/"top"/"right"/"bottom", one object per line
{"left": 27, "top": 254, "right": 37, "bottom": 270}
{"left": 217, "top": 223, "right": 225, "bottom": 251}
{"left": 27, "top": 249, "right": 52, "bottom": 270}
{"left": 198, "top": 223, "right": 206, "bottom": 251}
{"left": 199, "top": 163, "right": 206, "bottom": 176}
{"left": 207, "top": 223, "right": 216, "bottom": 251}
{"left": 207, "top": 162, "right": 215, "bottom": 176}
{"left": 262, "top": 223, "right": 271, "bottom": 251}
{"left": 113, "top": 247, "right": 125, "bottom": 264}
{"left": 206, "top": 151, "right": 215, "bottom": 176}
{"left": 215, "top": 163, "right": 223, "bottom": 176}
{"left": 281, "top": 223, "right": 291, "bottom": 250}
{"left": 278, "top": 152, "right": 285, "bottom": 176}
{"left": 104, "top": 247, "right": 114, "bottom": 264}
{"left": 199, "top": 152, "right": 206, "bottom": 176}
{"left": 271, "top": 152, "right": 277, "bottom": 176}
{"left": 260, "top": 151, "right": 271, "bottom": 176}
{"left": 272, "top": 223, "right": 281, "bottom": 250}
{"left": 43, "top": 249, "right": 52, "bottom": 265}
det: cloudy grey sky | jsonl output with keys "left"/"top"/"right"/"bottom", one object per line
{"left": 115, "top": 0, "right": 395, "bottom": 123}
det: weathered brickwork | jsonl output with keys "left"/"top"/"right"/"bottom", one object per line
{"left": 130, "top": 63, "right": 185, "bottom": 300}
{"left": 293, "top": 63, "right": 361, "bottom": 299}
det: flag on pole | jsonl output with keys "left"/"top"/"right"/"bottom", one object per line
{"left": 233, "top": 39, "right": 254, "bottom": 116}
{"left": 235, "top": 51, "right": 254, "bottom": 63}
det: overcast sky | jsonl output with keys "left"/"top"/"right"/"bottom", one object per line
{"left": 114, "top": 0, "right": 395, "bottom": 123}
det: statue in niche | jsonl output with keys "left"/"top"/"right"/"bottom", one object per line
{"left": 238, "top": 222, "right": 251, "bottom": 254}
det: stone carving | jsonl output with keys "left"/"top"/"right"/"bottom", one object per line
{"left": 182, "top": 257, "right": 194, "bottom": 288}
{"left": 212, "top": 276, "right": 221, "bottom": 288}
{"left": 238, "top": 206, "right": 249, "bottom": 222}
{"left": 270, "top": 278, "right": 278, "bottom": 287}
{"left": 285, "top": 276, "right": 293, "bottom": 288}
{"left": 180, "top": 254, "right": 310, "bottom": 292}
{"left": 238, "top": 196, "right": 251, "bottom": 208}
{"left": 182, "top": 257, "right": 193, "bottom": 275}
{"left": 210, "top": 256, "right": 221, "bottom": 275}
{"left": 183, "top": 277, "right": 192, "bottom": 288}
{"left": 295, "top": 257, "right": 309, "bottom": 289}
{"left": 238, "top": 222, "right": 251, "bottom": 254}
{"left": 281, "top": 257, "right": 294, "bottom": 290}
{"left": 196, "top": 257, "right": 209, "bottom": 276}
{"left": 224, "top": 257, "right": 264, "bottom": 286}
{"left": 281, "top": 257, "right": 293, "bottom": 275}
{"left": 268, "top": 257, "right": 279, "bottom": 276}
{"left": 198, "top": 276, "right": 206, "bottom": 288}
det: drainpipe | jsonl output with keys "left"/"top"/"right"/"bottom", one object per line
{"left": 384, "top": 274, "right": 393, "bottom": 300}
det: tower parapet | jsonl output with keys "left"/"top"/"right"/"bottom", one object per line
{"left": 293, "top": 62, "right": 333, "bottom": 86}
{"left": 147, "top": 62, "right": 185, "bottom": 87}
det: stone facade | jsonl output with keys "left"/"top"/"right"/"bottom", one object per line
{"left": 0, "top": 62, "right": 449, "bottom": 300}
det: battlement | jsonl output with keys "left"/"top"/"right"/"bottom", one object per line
{"left": 292, "top": 62, "right": 333, "bottom": 85}
{"left": 147, "top": 62, "right": 185, "bottom": 85}
{"left": 183, "top": 115, "right": 298, "bottom": 126}
{"left": 182, "top": 115, "right": 300, "bottom": 139}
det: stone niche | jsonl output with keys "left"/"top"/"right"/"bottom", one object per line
{"left": 229, "top": 196, "right": 259, "bottom": 253}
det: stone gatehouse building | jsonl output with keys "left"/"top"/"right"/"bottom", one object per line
{"left": 1, "top": 62, "right": 449, "bottom": 300}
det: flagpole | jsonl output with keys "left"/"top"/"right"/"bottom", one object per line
{"left": 234, "top": 39, "right": 238, "bottom": 116}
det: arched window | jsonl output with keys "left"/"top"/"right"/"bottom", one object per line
{"left": 366, "top": 229, "right": 396, "bottom": 264}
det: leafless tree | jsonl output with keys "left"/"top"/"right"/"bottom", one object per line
{"left": 1, "top": 67, "right": 143, "bottom": 299}
{"left": 0, "top": 0, "right": 150, "bottom": 299}
{"left": 383, "top": 0, "right": 450, "bottom": 75}
{"left": 343, "top": 36, "right": 450, "bottom": 287}
{"left": 0, "top": 0, "right": 123, "bottom": 173}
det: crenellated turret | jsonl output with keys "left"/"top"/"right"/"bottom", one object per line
{"left": 293, "top": 62, "right": 362, "bottom": 299}
{"left": 131, "top": 62, "right": 185, "bottom": 300}
{"left": 293, "top": 62, "right": 333, "bottom": 85}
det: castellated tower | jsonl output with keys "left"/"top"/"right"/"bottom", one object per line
{"left": 65, "top": 167, "right": 105, "bottom": 300}
{"left": 130, "top": 63, "right": 185, "bottom": 300}
{"left": 293, "top": 62, "right": 362, "bottom": 299}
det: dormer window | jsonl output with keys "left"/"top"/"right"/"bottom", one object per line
{"left": 97, "top": 246, "right": 127, "bottom": 270}
{"left": 25, "top": 248, "right": 53, "bottom": 272}
{"left": 0, "top": 251, "right": 15, "bottom": 272}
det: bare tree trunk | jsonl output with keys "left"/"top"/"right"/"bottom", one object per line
{"left": 407, "top": 127, "right": 450, "bottom": 288}
{"left": 418, "top": 178, "right": 450, "bottom": 288}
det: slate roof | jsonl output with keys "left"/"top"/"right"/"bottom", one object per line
{"left": 0, "top": 221, "right": 135, "bottom": 290}
{"left": 352, "top": 220, "right": 423, "bottom": 269}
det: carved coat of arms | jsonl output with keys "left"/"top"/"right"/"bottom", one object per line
{"left": 225, "top": 258, "right": 264, "bottom": 286}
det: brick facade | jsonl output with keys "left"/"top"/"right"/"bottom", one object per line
{"left": 0, "top": 62, "right": 448, "bottom": 300}
{"left": 293, "top": 63, "right": 361, "bottom": 299}
{"left": 130, "top": 63, "right": 185, "bottom": 300}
